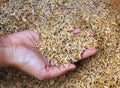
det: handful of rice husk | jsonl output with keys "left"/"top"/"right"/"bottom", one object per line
{"left": 38, "top": 26, "right": 98, "bottom": 66}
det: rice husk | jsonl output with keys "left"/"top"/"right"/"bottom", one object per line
{"left": 38, "top": 26, "right": 98, "bottom": 66}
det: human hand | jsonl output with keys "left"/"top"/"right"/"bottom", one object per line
{"left": 0, "top": 30, "right": 96, "bottom": 80}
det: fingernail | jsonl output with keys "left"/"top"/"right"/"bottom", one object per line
{"left": 69, "top": 64, "right": 76, "bottom": 69}
{"left": 72, "top": 28, "right": 81, "bottom": 34}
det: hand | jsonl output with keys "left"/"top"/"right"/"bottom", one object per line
{"left": 0, "top": 30, "right": 96, "bottom": 80}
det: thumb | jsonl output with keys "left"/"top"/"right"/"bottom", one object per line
{"left": 46, "top": 64, "right": 76, "bottom": 79}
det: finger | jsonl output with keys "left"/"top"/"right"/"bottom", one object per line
{"left": 77, "top": 49, "right": 97, "bottom": 61}
{"left": 28, "top": 30, "right": 40, "bottom": 43}
{"left": 9, "top": 30, "right": 40, "bottom": 47}
{"left": 46, "top": 64, "right": 76, "bottom": 79}
{"left": 82, "top": 49, "right": 97, "bottom": 58}
{"left": 19, "top": 30, "right": 40, "bottom": 42}
{"left": 72, "top": 28, "right": 81, "bottom": 34}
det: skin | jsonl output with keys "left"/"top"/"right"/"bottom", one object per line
{"left": 0, "top": 29, "right": 97, "bottom": 80}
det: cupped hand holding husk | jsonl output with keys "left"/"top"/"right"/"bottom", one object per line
{"left": 0, "top": 30, "right": 96, "bottom": 80}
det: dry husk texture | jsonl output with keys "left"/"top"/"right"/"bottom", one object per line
{"left": 39, "top": 28, "right": 98, "bottom": 66}
{"left": 0, "top": 0, "right": 120, "bottom": 88}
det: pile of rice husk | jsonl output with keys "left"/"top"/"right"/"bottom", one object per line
{"left": 0, "top": 0, "right": 120, "bottom": 88}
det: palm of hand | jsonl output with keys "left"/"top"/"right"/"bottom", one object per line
{"left": 3, "top": 30, "right": 96, "bottom": 80}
